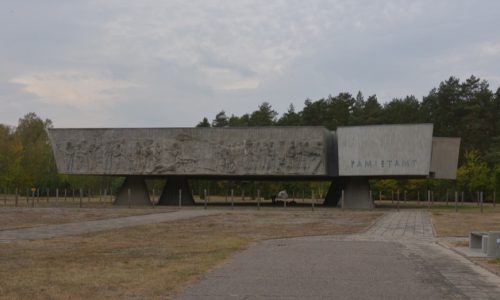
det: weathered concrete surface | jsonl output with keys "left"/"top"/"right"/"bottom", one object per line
{"left": 323, "top": 177, "right": 373, "bottom": 208}
{"left": 47, "top": 127, "right": 330, "bottom": 176}
{"left": 158, "top": 177, "right": 195, "bottom": 206}
{"left": 341, "top": 177, "right": 374, "bottom": 209}
{"left": 0, "top": 209, "right": 222, "bottom": 243}
{"left": 177, "top": 210, "right": 500, "bottom": 300}
{"left": 114, "top": 176, "right": 151, "bottom": 206}
{"left": 430, "top": 137, "right": 461, "bottom": 179}
{"left": 337, "top": 124, "right": 434, "bottom": 176}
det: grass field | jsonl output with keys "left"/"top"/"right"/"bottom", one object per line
{"left": 430, "top": 207, "right": 500, "bottom": 237}
{"left": 0, "top": 208, "right": 381, "bottom": 299}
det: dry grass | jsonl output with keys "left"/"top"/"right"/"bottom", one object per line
{"left": 430, "top": 208, "right": 500, "bottom": 237}
{"left": 0, "top": 207, "right": 175, "bottom": 230}
{"left": 0, "top": 209, "right": 381, "bottom": 299}
{"left": 470, "top": 257, "right": 500, "bottom": 276}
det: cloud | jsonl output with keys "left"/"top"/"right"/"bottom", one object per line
{"left": 479, "top": 42, "right": 500, "bottom": 56}
{"left": 11, "top": 71, "right": 137, "bottom": 110}
{"left": 1, "top": 0, "right": 500, "bottom": 127}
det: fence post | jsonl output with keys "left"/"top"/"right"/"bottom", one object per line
{"left": 446, "top": 190, "right": 449, "bottom": 206}
{"left": 204, "top": 189, "right": 207, "bottom": 209}
{"left": 88, "top": 188, "right": 91, "bottom": 203}
{"left": 178, "top": 189, "right": 182, "bottom": 208}
{"left": 64, "top": 189, "right": 67, "bottom": 203}
{"left": 311, "top": 190, "right": 315, "bottom": 211}
{"left": 32, "top": 188, "right": 36, "bottom": 208}
{"left": 397, "top": 190, "right": 400, "bottom": 212}
{"left": 454, "top": 191, "right": 458, "bottom": 212}
{"left": 56, "top": 188, "right": 59, "bottom": 205}
{"left": 461, "top": 191, "right": 464, "bottom": 206}
{"left": 404, "top": 190, "right": 407, "bottom": 204}
{"left": 257, "top": 189, "right": 260, "bottom": 210}
{"left": 427, "top": 190, "right": 430, "bottom": 209}
{"left": 231, "top": 189, "right": 234, "bottom": 209}
{"left": 379, "top": 191, "right": 382, "bottom": 201}
{"left": 79, "top": 188, "right": 83, "bottom": 208}
{"left": 152, "top": 188, "right": 155, "bottom": 207}
{"left": 417, "top": 191, "right": 420, "bottom": 204}
{"left": 341, "top": 189, "right": 345, "bottom": 210}
{"left": 391, "top": 190, "right": 394, "bottom": 204}
{"left": 480, "top": 191, "right": 483, "bottom": 213}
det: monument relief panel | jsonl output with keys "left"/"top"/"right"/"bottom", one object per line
{"left": 430, "top": 137, "right": 461, "bottom": 179}
{"left": 47, "top": 127, "right": 329, "bottom": 176}
{"left": 337, "top": 124, "right": 434, "bottom": 176}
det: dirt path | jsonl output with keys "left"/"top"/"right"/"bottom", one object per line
{"left": 0, "top": 209, "right": 221, "bottom": 243}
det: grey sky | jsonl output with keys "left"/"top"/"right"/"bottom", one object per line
{"left": 1, "top": 0, "right": 499, "bottom": 127}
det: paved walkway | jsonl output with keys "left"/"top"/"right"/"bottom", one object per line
{"left": 0, "top": 209, "right": 220, "bottom": 243}
{"left": 177, "top": 210, "right": 500, "bottom": 300}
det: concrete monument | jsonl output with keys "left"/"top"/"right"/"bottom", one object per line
{"left": 47, "top": 124, "right": 460, "bottom": 208}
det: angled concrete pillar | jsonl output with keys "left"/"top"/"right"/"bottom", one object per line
{"left": 324, "top": 178, "right": 347, "bottom": 207}
{"left": 158, "top": 177, "right": 194, "bottom": 205}
{"left": 324, "top": 177, "right": 373, "bottom": 209}
{"left": 114, "top": 176, "right": 151, "bottom": 206}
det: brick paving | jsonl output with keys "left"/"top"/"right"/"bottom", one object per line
{"left": 177, "top": 210, "right": 500, "bottom": 300}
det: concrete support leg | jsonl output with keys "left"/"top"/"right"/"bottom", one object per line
{"left": 114, "top": 176, "right": 151, "bottom": 206}
{"left": 158, "top": 177, "right": 194, "bottom": 205}
{"left": 324, "top": 178, "right": 347, "bottom": 207}
{"left": 324, "top": 177, "right": 373, "bottom": 209}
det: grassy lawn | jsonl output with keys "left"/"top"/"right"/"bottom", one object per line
{"left": 430, "top": 207, "right": 500, "bottom": 276}
{"left": 0, "top": 209, "right": 381, "bottom": 299}
{"left": 430, "top": 207, "right": 500, "bottom": 237}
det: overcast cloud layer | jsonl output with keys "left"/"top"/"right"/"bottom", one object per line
{"left": 1, "top": 0, "right": 500, "bottom": 127}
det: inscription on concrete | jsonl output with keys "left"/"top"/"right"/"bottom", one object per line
{"left": 350, "top": 159, "right": 418, "bottom": 169}
{"left": 337, "top": 124, "right": 433, "bottom": 176}
{"left": 48, "top": 127, "right": 329, "bottom": 176}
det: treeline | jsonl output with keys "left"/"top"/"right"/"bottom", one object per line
{"left": 0, "top": 113, "right": 117, "bottom": 194}
{"left": 196, "top": 76, "right": 500, "bottom": 198}
{"left": 0, "top": 76, "right": 499, "bottom": 200}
